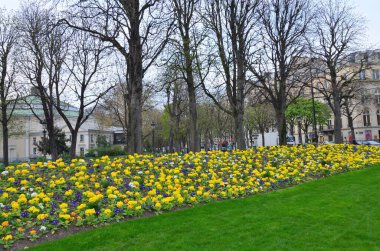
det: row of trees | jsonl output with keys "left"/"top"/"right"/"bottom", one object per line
{"left": 0, "top": 0, "right": 367, "bottom": 164}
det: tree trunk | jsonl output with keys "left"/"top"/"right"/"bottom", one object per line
{"left": 168, "top": 117, "right": 174, "bottom": 152}
{"left": 174, "top": 115, "right": 181, "bottom": 152}
{"left": 126, "top": 2, "right": 143, "bottom": 154}
{"left": 333, "top": 94, "right": 343, "bottom": 143}
{"left": 188, "top": 86, "right": 199, "bottom": 152}
{"left": 70, "top": 131, "right": 78, "bottom": 159}
{"left": 1, "top": 57, "right": 9, "bottom": 166}
{"left": 345, "top": 105, "right": 356, "bottom": 142}
{"left": 275, "top": 108, "right": 287, "bottom": 145}
{"left": 2, "top": 122, "right": 8, "bottom": 166}
{"left": 233, "top": 110, "right": 246, "bottom": 149}
{"left": 297, "top": 121, "right": 302, "bottom": 145}
{"left": 261, "top": 130, "right": 265, "bottom": 147}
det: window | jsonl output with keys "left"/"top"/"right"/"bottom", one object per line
{"left": 80, "top": 147, "right": 85, "bottom": 156}
{"left": 372, "top": 69, "right": 379, "bottom": 80}
{"left": 361, "top": 92, "right": 370, "bottom": 105}
{"left": 363, "top": 110, "right": 371, "bottom": 126}
{"left": 359, "top": 70, "right": 366, "bottom": 80}
{"left": 90, "top": 134, "right": 94, "bottom": 143}
{"left": 33, "top": 137, "right": 36, "bottom": 144}
{"left": 377, "top": 110, "right": 380, "bottom": 126}
{"left": 33, "top": 148, "right": 37, "bottom": 155}
{"left": 80, "top": 134, "right": 84, "bottom": 142}
{"left": 375, "top": 89, "right": 380, "bottom": 104}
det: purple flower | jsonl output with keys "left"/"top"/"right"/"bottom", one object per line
{"left": 50, "top": 219, "right": 59, "bottom": 225}
{"left": 114, "top": 208, "right": 122, "bottom": 214}
{"left": 49, "top": 209, "right": 56, "bottom": 215}
{"left": 21, "top": 211, "right": 29, "bottom": 218}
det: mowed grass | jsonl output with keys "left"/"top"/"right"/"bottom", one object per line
{"left": 31, "top": 166, "right": 380, "bottom": 251}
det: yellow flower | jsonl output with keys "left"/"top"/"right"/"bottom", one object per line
{"left": 2, "top": 234, "right": 13, "bottom": 241}
{"left": 37, "top": 214, "right": 49, "bottom": 221}
{"left": 85, "top": 208, "right": 96, "bottom": 216}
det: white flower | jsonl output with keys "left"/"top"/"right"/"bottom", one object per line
{"left": 174, "top": 175, "right": 178, "bottom": 179}
{"left": 1, "top": 170, "right": 8, "bottom": 176}
{"left": 29, "top": 188, "right": 34, "bottom": 192}
{"left": 31, "top": 192, "right": 37, "bottom": 198}
{"left": 38, "top": 203, "right": 44, "bottom": 209}
{"left": 0, "top": 203, "right": 4, "bottom": 208}
{"left": 20, "top": 187, "right": 25, "bottom": 191}
{"left": 129, "top": 182, "right": 136, "bottom": 188}
{"left": 137, "top": 171, "right": 143, "bottom": 175}
{"left": 40, "top": 226, "right": 47, "bottom": 231}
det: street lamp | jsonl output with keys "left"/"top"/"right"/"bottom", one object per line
{"left": 297, "top": 116, "right": 302, "bottom": 145}
{"left": 151, "top": 121, "right": 156, "bottom": 152}
{"left": 40, "top": 120, "right": 47, "bottom": 158}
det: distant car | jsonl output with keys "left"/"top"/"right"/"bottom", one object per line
{"left": 286, "top": 136, "right": 296, "bottom": 146}
{"left": 361, "top": 140, "right": 380, "bottom": 146}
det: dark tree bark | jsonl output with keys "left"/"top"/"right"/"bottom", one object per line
{"left": 0, "top": 10, "right": 18, "bottom": 166}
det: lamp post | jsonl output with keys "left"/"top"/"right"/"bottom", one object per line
{"left": 297, "top": 116, "right": 302, "bottom": 145}
{"left": 40, "top": 120, "right": 47, "bottom": 158}
{"left": 151, "top": 121, "right": 156, "bottom": 152}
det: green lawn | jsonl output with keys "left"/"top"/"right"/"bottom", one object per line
{"left": 31, "top": 166, "right": 380, "bottom": 251}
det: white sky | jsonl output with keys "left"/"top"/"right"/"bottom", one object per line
{"left": 1, "top": 0, "right": 380, "bottom": 47}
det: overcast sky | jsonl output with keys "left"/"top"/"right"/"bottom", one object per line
{"left": 1, "top": 0, "right": 380, "bottom": 47}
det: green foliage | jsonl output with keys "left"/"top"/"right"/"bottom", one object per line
{"left": 35, "top": 127, "right": 69, "bottom": 155}
{"left": 286, "top": 98, "right": 331, "bottom": 126}
{"left": 86, "top": 146, "right": 126, "bottom": 157}
{"left": 96, "top": 135, "right": 110, "bottom": 147}
{"left": 245, "top": 104, "right": 276, "bottom": 132}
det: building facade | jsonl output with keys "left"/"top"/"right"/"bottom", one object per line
{"left": 0, "top": 96, "right": 122, "bottom": 162}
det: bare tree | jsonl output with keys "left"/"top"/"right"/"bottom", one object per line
{"left": 60, "top": 0, "right": 172, "bottom": 154}
{"left": 159, "top": 61, "right": 188, "bottom": 153}
{"left": 309, "top": 0, "right": 365, "bottom": 143}
{"left": 202, "top": 0, "right": 260, "bottom": 149}
{"left": 0, "top": 9, "right": 19, "bottom": 166}
{"left": 17, "top": 3, "right": 65, "bottom": 160}
{"left": 169, "top": 0, "right": 203, "bottom": 152}
{"left": 249, "top": 0, "right": 313, "bottom": 145}
{"left": 54, "top": 31, "right": 114, "bottom": 158}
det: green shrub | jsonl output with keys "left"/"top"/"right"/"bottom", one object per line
{"left": 86, "top": 146, "right": 126, "bottom": 157}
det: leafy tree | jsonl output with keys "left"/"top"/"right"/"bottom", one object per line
{"left": 245, "top": 104, "right": 276, "bottom": 147}
{"left": 286, "top": 98, "right": 331, "bottom": 143}
{"left": 36, "top": 127, "right": 69, "bottom": 156}
{"left": 96, "top": 135, "right": 110, "bottom": 148}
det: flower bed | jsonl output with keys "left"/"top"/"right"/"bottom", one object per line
{"left": 0, "top": 144, "right": 379, "bottom": 248}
